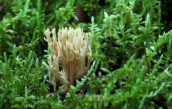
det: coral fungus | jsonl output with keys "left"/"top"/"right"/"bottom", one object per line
{"left": 42, "top": 27, "right": 92, "bottom": 92}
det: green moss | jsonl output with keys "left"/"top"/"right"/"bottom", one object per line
{"left": 0, "top": 0, "right": 172, "bottom": 108}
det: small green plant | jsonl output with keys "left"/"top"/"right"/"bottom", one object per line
{"left": 0, "top": 49, "right": 48, "bottom": 108}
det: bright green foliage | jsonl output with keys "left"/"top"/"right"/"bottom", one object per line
{"left": 0, "top": 0, "right": 172, "bottom": 108}
{"left": 0, "top": 50, "right": 48, "bottom": 108}
{"left": 0, "top": 17, "right": 13, "bottom": 57}
{"left": 12, "top": 86, "right": 36, "bottom": 109}
{"left": 54, "top": 2, "right": 76, "bottom": 29}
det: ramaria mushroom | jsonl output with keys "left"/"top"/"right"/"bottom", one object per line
{"left": 42, "top": 27, "right": 92, "bottom": 92}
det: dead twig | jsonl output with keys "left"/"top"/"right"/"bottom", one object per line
{"left": 0, "top": 2, "right": 7, "bottom": 14}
